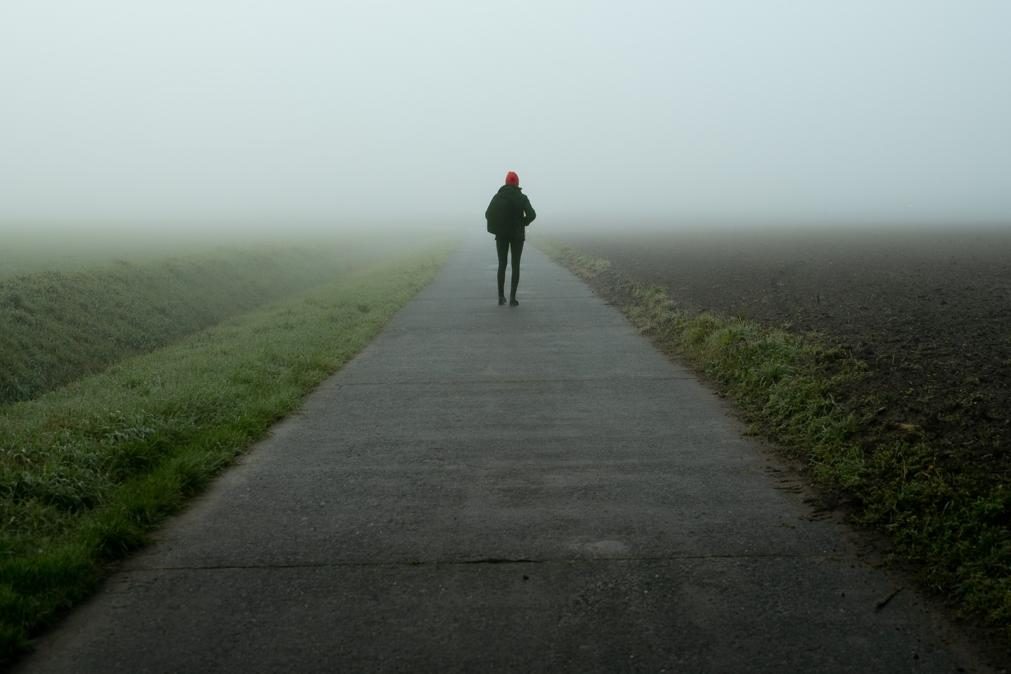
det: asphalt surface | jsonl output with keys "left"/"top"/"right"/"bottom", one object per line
{"left": 18, "top": 237, "right": 987, "bottom": 673}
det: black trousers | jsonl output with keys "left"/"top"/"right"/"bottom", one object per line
{"left": 495, "top": 237, "right": 524, "bottom": 299}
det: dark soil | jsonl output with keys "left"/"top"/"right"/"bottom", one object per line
{"left": 559, "top": 227, "right": 1011, "bottom": 482}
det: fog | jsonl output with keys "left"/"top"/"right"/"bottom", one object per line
{"left": 2, "top": 0, "right": 1010, "bottom": 233}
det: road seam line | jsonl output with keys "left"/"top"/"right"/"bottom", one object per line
{"left": 124, "top": 553, "right": 845, "bottom": 572}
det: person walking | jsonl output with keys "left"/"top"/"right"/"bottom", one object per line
{"left": 485, "top": 171, "right": 536, "bottom": 306}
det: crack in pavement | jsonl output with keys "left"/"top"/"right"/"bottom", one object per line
{"left": 335, "top": 376, "right": 697, "bottom": 386}
{"left": 125, "top": 552, "right": 845, "bottom": 573}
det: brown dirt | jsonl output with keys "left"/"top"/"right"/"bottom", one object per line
{"left": 558, "top": 227, "right": 1011, "bottom": 480}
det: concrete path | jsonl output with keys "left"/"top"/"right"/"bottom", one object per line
{"left": 19, "top": 238, "right": 985, "bottom": 673}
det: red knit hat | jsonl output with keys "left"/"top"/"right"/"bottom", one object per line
{"left": 505, "top": 171, "right": 519, "bottom": 186}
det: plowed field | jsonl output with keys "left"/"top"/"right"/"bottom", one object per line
{"left": 559, "top": 227, "right": 1011, "bottom": 482}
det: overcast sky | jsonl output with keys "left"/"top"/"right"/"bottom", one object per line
{"left": 2, "top": 0, "right": 1009, "bottom": 230}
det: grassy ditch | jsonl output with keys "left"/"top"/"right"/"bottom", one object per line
{"left": 0, "top": 246, "right": 450, "bottom": 661}
{"left": 0, "top": 246, "right": 367, "bottom": 405}
{"left": 542, "top": 241, "right": 1010, "bottom": 641}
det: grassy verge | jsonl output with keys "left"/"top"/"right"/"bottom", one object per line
{"left": 0, "top": 246, "right": 369, "bottom": 405}
{"left": 0, "top": 246, "right": 450, "bottom": 661}
{"left": 541, "top": 240, "right": 1010, "bottom": 642}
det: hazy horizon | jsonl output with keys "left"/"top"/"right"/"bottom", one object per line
{"left": 3, "top": 1, "right": 1010, "bottom": 232}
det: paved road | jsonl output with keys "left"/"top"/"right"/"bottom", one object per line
{"left": 19, "top": 237, "right": 985, "bottom": 672}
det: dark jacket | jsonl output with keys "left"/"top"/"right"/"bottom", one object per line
{"left": 485, "top": 185, "right": 536, "bottom": 241}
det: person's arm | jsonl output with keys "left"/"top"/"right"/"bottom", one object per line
{"left": 522, "top": 195, "right": 536, "bottom": 226}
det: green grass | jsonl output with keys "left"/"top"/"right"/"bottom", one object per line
{"left": 0, "top": 245, "right": 451, "bottom": 661}
{"left": 542, "top": 240, "right": 1011, "bottom": 642}
{"left": 0, "top": 225, "right": 451, "bottom": 278}
{"left": 1, "top": 229, "right": 202, "bottom": 278}
{"left": 0, "top": 245, "right": 393, "bottom": 405}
